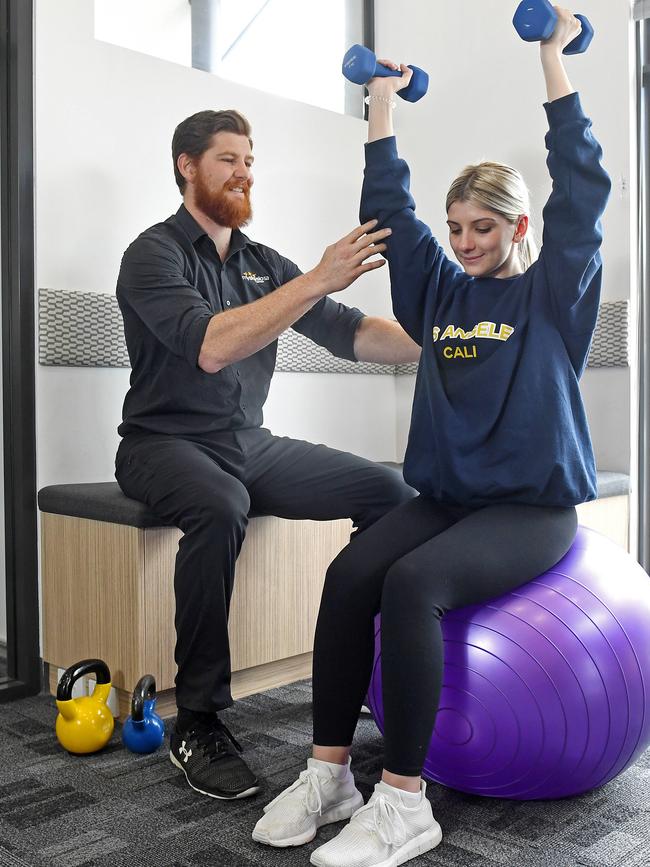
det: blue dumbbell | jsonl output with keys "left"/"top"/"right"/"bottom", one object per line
{"left": 342, "top": 44, "right": 429, "bottom": 103}
{"left": 513, "top": 1, "right": 594, "bottom": 54}
{"left": 122, "top": 674, "right": 165, "bottom": 754}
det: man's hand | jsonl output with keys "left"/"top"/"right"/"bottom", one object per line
{"left": 309, "top": 220, "right": 391, "bottom": 295}
{"left": 198, "top": 220, "right": 393, "bottom": 374}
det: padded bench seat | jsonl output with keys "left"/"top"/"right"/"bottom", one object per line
{"left": 38, "top": 481, "right": 268, "bottom": 527}
{"left": 38, "top": 470, "right": 630, "bottom": 718}
{"left": 37, "top": 471, "right": 632, "bottom": 526}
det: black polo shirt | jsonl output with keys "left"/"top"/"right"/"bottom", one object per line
{"left": 116, "top": 205, "right": 365, "bottom": 436}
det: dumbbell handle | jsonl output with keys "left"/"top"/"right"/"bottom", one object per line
{"left": 366, "top": 63, "right": 403, "bottom": 81}
{"left": 342, "top": 48, "right": 404, "bottom": 82}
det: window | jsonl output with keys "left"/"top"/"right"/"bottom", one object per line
{"left": 95, "top": 0, "right": 369, "bottom": 117}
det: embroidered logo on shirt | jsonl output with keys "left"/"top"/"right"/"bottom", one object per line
{"left": 242, "top": 271, "right": 270, "bottom": 283}
{"left": 433, "top": 321, "right": 515, "bottom": 361}
{"left": 433, "top": 321, "right": 515, "bottom": 342}
{"left": 443, "top": 345, "right": 478, "bottom": 359}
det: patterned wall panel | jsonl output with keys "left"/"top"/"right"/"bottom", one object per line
{"left": 586, "top": 299, "right": 630, "bottom": 368}
{"left": 39, "top": 289, "right": 131, "bottom": 368}
{"left": 38, "top": 288, "right": 630, "bottom": 373}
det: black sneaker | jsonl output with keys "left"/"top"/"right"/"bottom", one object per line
{"left": 170, "top": 716, "right": 260, "bottom": 799}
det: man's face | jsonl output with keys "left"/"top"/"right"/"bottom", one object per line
{"left": 190, "top": 132, "right": 254, "bottom": 229}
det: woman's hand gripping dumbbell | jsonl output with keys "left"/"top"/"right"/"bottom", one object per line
{"left": 513, "top": 0, "right": 594, "bottom": 55}
{"left": 342, "top": 44, "right": 429, "bottom": 102}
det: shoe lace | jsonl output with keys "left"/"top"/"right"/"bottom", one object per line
{"left": 353, "top": 794, "right": 407, "bottom": 847}
{"left": 263, "top": 768, "right": 324, "bottom": 815}
{"left": 193, "top": 719, "right": 243, "bottom": 763}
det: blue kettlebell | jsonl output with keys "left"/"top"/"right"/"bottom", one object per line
{"left": 122, "top": 674, "right": 165, "bottom": 754}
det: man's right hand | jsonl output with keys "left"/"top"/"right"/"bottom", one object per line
{"left": 309, "top": 220, "right": 391, "bottom": 296}
{"left": 198, "top": 221, "right": 390, "bottom": 373}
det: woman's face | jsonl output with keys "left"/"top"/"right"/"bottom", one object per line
{"left": 447, "top": 200, "right": 527, "bottom": 279}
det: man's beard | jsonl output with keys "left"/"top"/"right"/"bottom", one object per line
{"left": 194, "top": 173, "right": 253, "bottom": 229}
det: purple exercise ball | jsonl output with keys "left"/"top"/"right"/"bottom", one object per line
{"left": 367, "top": 526, "right": 650, "bottom": 800}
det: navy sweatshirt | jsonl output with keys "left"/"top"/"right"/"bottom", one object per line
{"left": 360, "top": 93, "right": 611, "bottom": 507}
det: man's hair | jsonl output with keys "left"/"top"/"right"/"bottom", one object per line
{"left": 172, "top": 109, "right": 253, "bottom": 194}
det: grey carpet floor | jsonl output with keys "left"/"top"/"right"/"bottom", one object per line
{"left": 1, "top": 680, "right": 649, "bottom": 867}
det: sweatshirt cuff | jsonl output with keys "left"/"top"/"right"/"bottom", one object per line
{"left": 364, "top": 136, "right": 399, "bottom": 169}
{"left": 543, "top": 91, "right": 584, "bottom": 125}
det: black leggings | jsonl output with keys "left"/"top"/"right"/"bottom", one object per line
{"left": 312, "top": 496, "right": 577, "bottom": 776}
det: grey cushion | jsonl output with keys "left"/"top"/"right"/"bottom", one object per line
{"left": 37, "top": 482, "right": 271, "bottom": 527}
{"left": 38, "top": 469, "right": 630, "bottom": 528}
{"left": 38, "top": 482, "right": 171, "bottom": 528}
{"left": 594, "top": 471, "right": 631, "bottom": 498}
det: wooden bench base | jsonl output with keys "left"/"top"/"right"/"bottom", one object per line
{"left": 42, "top": 512, "right": 351, "bottom": 718}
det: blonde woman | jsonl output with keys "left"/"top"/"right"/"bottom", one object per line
{"left": 253, "top": 9, "right": 611, "bottom": 866}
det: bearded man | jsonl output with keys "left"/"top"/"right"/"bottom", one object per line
{"left": 115, "top": 109, "right": 419, "bottom": 802}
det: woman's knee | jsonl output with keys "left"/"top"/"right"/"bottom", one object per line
{"left": 381, "top": 559, "right": 445, "bottom": 620}
{"left": 323, "top": 544, "right": 382, "bottom": 607}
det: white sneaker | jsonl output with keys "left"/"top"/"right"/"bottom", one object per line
{"left": 252, "top": 757, "right": 364, "bottom": 848}
{"left": 310, "top": 780, "right": 442, "bottom": 867}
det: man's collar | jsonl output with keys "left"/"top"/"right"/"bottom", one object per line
{"left": 174, "top": 204, "right": 251, "bottom": 256}
{"left": 175, "top": 203, "right": 206, "bottom": 243}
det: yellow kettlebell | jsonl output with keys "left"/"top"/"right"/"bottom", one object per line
{"left": 55, "top": 659, "right": 114, "bottom": 754}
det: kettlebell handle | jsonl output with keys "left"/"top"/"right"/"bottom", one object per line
{"left": 131, "top": 674, "right": 157, "bottom": 722}
{"left": 56, "top": 659, "right": 111, "bottom": 701}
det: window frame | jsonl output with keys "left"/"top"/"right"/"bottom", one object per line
{"left": 0, "top": 0, "right": 40, "bottom": 701}
{"left": 635, "top": 15, "right": 650, "bottom": 569}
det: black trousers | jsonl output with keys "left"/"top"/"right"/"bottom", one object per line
{"left": 312, "top": 495, "right": 577, "bottom": 776}
{"left": 115, "top": 427, "right": 414, "bottom": 712}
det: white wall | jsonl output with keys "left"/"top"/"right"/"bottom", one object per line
{"left": 374, "top": 0, "right": 633, "bottom": 472}
{"left": 35, "top": 0, "right": 396, "bottom": 488}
